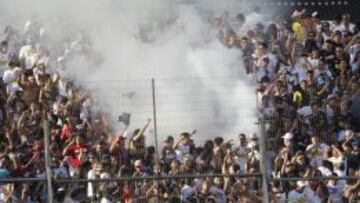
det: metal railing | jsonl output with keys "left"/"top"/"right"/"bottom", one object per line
{"left": 0, "top": 78, "right": 359, "bottom": 203}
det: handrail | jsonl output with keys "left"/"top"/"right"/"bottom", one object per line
{"left": 0, "top": 173, "right": 262, "bottom": 183}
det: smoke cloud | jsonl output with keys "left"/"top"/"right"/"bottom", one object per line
{"left": 0, "top": 0, "right": 263, "bottom": 145}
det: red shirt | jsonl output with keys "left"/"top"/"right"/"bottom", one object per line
{"left": 60, "top": 124, "right": 73, "bottom": 142}
{"left": 65, "top": 144, "right": 89, "bottom": 158}
{"left": 71, "top": 158, "right": 82, "bottom": 168}
{"left": 123, "top": 185, "right": 132, "bottom": 200}
{"left": 65, "top": 144, "right": 90, "bottom": 168}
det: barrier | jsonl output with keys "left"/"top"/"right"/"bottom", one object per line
{"left": 0, "top": 78, "right": 359, "bottom": 203}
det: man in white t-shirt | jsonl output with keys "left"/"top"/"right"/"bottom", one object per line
{"left": 18, "top": 37, "right": 36, "bottom": 70}
{"left": 255, "top": 42, "right": 278, "bottom": 80}
{"left": 334, "top": 14, "right": 355, "bottom": 35}
{"left": 174, "top": 133, "right": 193, "bottom": 163}
{"left": 297, "top": 105, "right": 313, "bottom": 125}
{"left": 327, "top": 175, "right": 347, "bottom": 203}
{"left": 288, "top": 181, "right": 316, "bottom": 203}
{"left": 180, "top": 183, "right": 195, "bottom": 203}
{"left": 307, "top": 49, "right": 321, "bottom": 68}
{"left": 2, "top": 66, "right": 22, "bottom": 95}
{"left": 209, "top": 186, "right": 226, "bottom": 203}
{"left": 87, "top": 161, "right": 104, "bottom": 199}
{"left": 306, "top": 134, "right": 329, "bottom": 167}
{"left": 326, "top": 95, "right": 336, "bottom": 125}
{"left": 2, "top": 66, "right": 21, "bottom": 84}
{"left": 295, "top": 59, "right": 310, "bottom": 84}
{"left": 232, "top": 133, "right": 250, "bottom": 172}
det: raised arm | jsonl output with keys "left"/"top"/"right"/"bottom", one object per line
{"left": 110, "top": 127, "right": 128, "bottom": 153}
{"left": 344, "top": 32, "right": 360, "bottom": 53}
{"left": 5, "top": 131, "right": 15, "bottom": 150}
{"left": 173, "top": 136, "right": 184, "bottom": 150}
{"left": 219, "top": 139, "right": 234, "bottom": 149}
{"left": 331, "top": 145, "right": 344, "bottom": 158}
{"left": 133, "top": 119, "right": 151, "bottom": 141}
{"left": 62, "top": 138, "right": 75, "bottom": 156}
{"left": 24, "top": 152, "right": 40, "bottom": 168}
{"left": 109, "top": 137, "right": 119, "bottom": 153}
{"left": 342, "top": 134, "right": 354, "bottom": 153}
{"left": 145, "top": 182, "right": 158, "bottom": 200}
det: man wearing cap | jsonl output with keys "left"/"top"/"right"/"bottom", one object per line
{"left": 161, "top": 136, "right": 176, "bottom": 173}
{"left": 246, "top": 133, "right": 258, "bottom": 149}
{"left": 311, "top": 12, "right": 322, "bottom": 33}
{"left": 282, "top": 132, "right": 298, "bottom": 157}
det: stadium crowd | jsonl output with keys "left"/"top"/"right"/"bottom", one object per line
{"left": 0, "top": 6, "right": 359, "bottom": 203}
{"left": 217, "top": 8, "right": 360, "bottom": 203}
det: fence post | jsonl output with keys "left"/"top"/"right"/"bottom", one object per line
{"left": 151, "top": 78, "right": 159, "bottom": 159}
{"left": 259, "top": 117, "right": 269, "bottom": 203}
{"left": 43, "top": 120, "right": 53, "bottom": 203}
{"left": 257, "top": 90, "right": 269, "bottom": 203}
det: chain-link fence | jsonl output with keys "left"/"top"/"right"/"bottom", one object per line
{"left": 83, "top": 78, "right": 258, "bottom": 150}
{"left": 257, "top": 89, "right": 360, "bottom": 202}
{"left": 1, "top": 78, "right": 360, "bottom": 203}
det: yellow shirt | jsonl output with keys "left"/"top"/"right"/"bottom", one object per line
{"left": 292, "top": 21, "right": 304, "bottom": 42}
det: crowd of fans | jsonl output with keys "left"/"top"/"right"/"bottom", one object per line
{"left": 217, "top": 8, "right": 360, "bottom": 203}
{"left": 0, "top": 6, "right": 359, "bottom": 203}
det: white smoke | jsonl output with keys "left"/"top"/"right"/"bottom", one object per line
{"left": 0, "top": 0, "right": 262, "bottom": 145}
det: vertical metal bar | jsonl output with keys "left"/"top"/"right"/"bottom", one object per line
{"left": 43, "top": 120, "right": 53, "bottom": 203}
{"left": 256, "top": 90, "right": 269, "bottom": 203}
{"left": 151, "top": 78, "right": 159, "bottom": 159}
{"left": 259, "top": 117, "right": 269, "bottom": 203}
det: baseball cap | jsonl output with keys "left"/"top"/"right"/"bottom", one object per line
{"left": 134, "top": 160, "right": 142, "bottom": 167}
{"left": 296, "top": 181, "right": 306, "bottom": 188}
{"left": 327, "top": 94, "right": 336, "bottom": 101}
{"left": 311, "top": 11, "right": 319, "bottom": 18}
{"left": 282, "top": 132, "right": 294, "bottom": 140}
{"left": 248, "top": 141, "right": 258, "bottom": 148}
{"left": 249, "top": 133, "right": 258, "bottom": 140}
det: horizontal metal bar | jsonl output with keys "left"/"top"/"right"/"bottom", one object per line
{"left": 0, "top": 173, "right": 261, "bottom": 183}
{"left": 0, "top": 178, "right": 47, "bottom": 183}
{"left": 2, "top": 174, "right": 358, "bottom": 184}
{"left": 271, "top": 176, "right": 360, "bottom": 181}
{"left": 55, "top": 173, "right": 263, "bottom": 183}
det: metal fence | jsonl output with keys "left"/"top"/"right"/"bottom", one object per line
{"left": 0, "top": 173, "right": 263, "bottom": 203}
{"left": 0, "top": 78, "right": 359, "bottom": 203}
{"left": 83, "top": 78, "right": 258, "bottom": 150}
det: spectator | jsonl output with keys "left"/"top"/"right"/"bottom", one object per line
{"left": 0, "top": 7, "right": 359, "bottom": 202}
